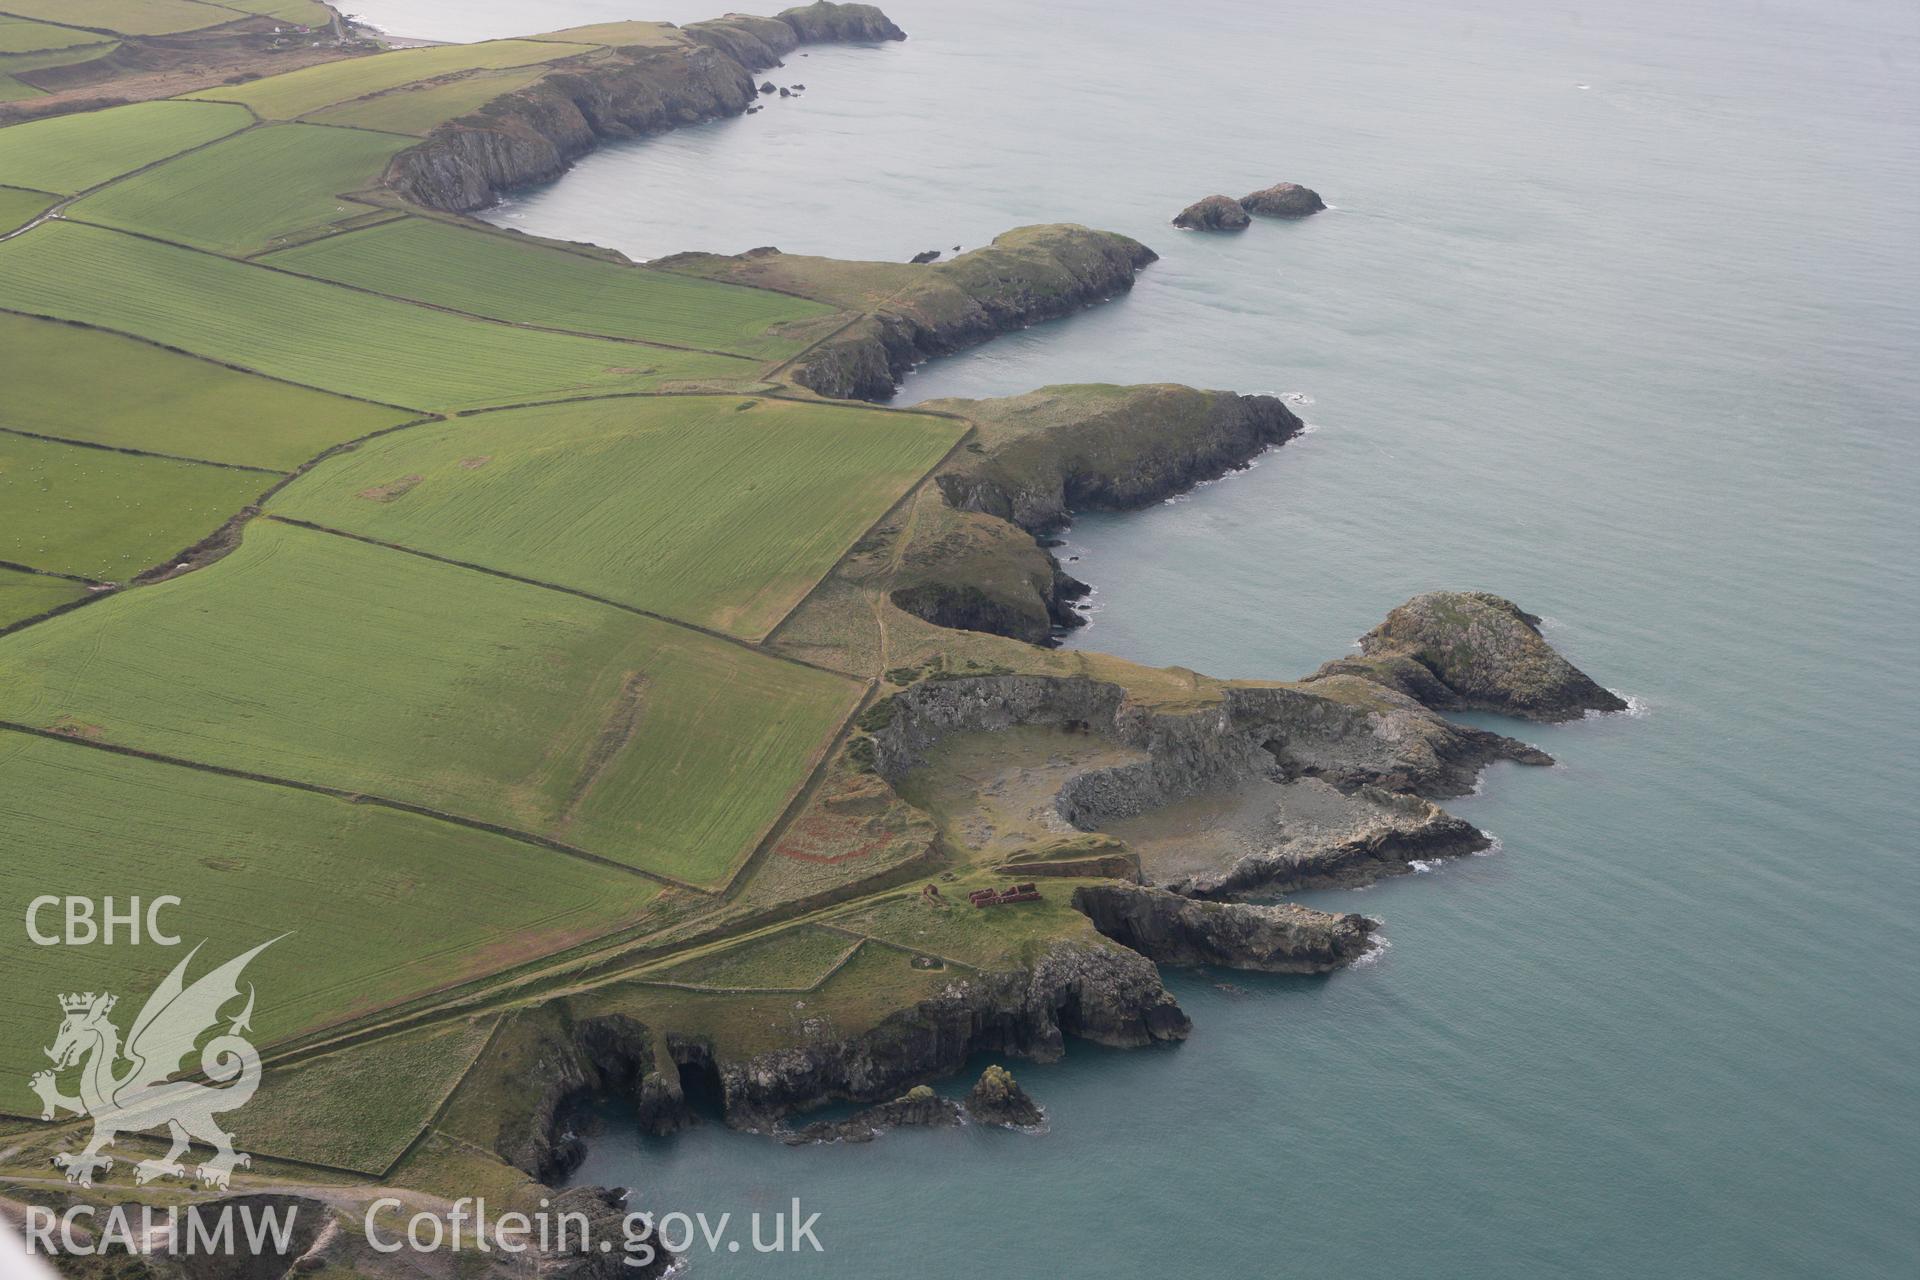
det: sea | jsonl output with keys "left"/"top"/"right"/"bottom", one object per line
{"left": 343, "top": 1, "right": 1919, "bottom": 1274}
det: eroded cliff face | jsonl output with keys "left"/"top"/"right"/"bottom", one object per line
{"left": 1071, "top": 882, "right": 1375, "bottom": 972}
{"left": 927, "top": 385, "right": 1306, "bottom": 534}
{"left": 719, "top": 939, "right": 1187, "bottom": 1129}
{"left": 383, "top": 4, "right": 905, "bottom": 213}
{"left": 480, "top": 939, "right": 1185, "bottom": 1164}
{"left": 786, "top": 228, "right": 1159, "bottom": 399}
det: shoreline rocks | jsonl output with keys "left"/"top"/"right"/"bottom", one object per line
{"left": 1173, "top": 194, "right": 1251, "bottom": 230}
{"left": 1314, "top": 590, "right": 1627, "bottom": 721}
{"left": 785, "top": 225, "right": 1159, "bottom": 400}
{"left": 1071, "top": 882, "right": 1375, "bottom": 972}
{"left": 385, "top": 3, "right": 905, "bottom": 212}
{"left": 966, "top": 1064, "right": 1045, "bottom": 1128}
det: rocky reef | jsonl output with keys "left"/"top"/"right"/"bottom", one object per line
{"left": 1312, "top": 590, "right": 1627, "bottom": 721}
{"left": 1073, "top": 882, "right": 1375, "bottom": 971}
{"left": 384, "top": 4, "right": 905, "bottom": 211}
{"left": 1173, "top": 193, "right": 1252, "bottom": 230}
{"left": 781, "top": 1084, "right": 963, "bottom": 1144}
{"left": 1241, "top": 181, "right": 1326, "bottom": 217}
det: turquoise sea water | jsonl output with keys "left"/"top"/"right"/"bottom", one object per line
{"left": 352, "top": 1, "right": 1919, "bottom": 1274}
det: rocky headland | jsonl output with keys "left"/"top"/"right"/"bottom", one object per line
{"left": 384, "top": 3, "right": 905, "bottom": 211}
{"left": 659, "top": 226, "right": 1159, "bottom": 399}
{"left": 1312, "top": 590, "right": 1628, "bottom": 721}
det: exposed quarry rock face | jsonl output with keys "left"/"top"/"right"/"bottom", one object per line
{"left": 1072, "top": 882, "right": 1375, "bottom": 971}
{"left": 384, "top": 5, "right": 905, "bottom": 212}
{"left": 1173, "top": 193, "right": 1252, "bottom": 230}
{"left": 1240, "top": 181, "right": 1326, "bottom": 217}
{"left": 1317, "top": 590, "right": 1628, "bottom": 721}
{"left": 865, "top": 673, "right": 1547, "bottom": 808}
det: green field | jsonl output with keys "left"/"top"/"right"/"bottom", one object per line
{"left": 266, "top": 217, "right": 841, "bottom": 357}
{"left": 0, "top": 729, "right": 656, "bottom": 1093}
{"left": 0, "top": 518, "right": 862, "bottom": 884}
{"left": 0, "top": 222, "right": 759, "bottom": 410}
{"left": 0, "top": 17, "right": 97, "bottom": 53}
{"left": 0, "top": 313, "right": 415, "bottom": 470}
{"left": 0, "top": 0, "right": 233, "bottom": 36}
{"left": 304, "top": 66, "right": 551, "bottom": 135}
{"left": 0, "top": 99, "right": 251, "bottom": 195}
{"left": 72, "top": 123, "right": 409, "bottom": 254}
{"left": 0, "top": 185, "right": 54, "bottom": 231}
{"left": 0, "top": 566, "right": 85, "bottom": 629}
{"left": 189, "top": 39, "right": 575, "bottom": 119}
{"left": 245, "top": 1018, "right": 497, "bottom": 1172}
{"left": 271, "top": 395, "right": 960, "bottom": 639}
{"left": 0, "top": 433, "right": 268, "bottom": 580}
{"left": 652, "top": 926, "right": 858, "bottom": 990}
{"left": 536, "top": 20, "right": 685, "bottom": 46}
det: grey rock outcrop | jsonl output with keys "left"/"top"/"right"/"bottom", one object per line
{"left": 1241, "top": 182, "right": 1326, "bottom": 217}
{"left": 965, "top": 1064, "right": 1044, "bottom": 1128}
{"left": 1315, "top": 590, "right": 1627, "bottom": 721}
{"left": 1072, "top": 882, "right": 1374, "bottom": 971}
{"left": 1173, "top": 193, "right": 1251, "bottom": 230}
{"left": 384, "top": 6, "right": 906, "bottom": 212}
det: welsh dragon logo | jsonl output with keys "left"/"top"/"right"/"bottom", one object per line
{"left": 28, "top": 939, "right": 278, "bottom": 1190}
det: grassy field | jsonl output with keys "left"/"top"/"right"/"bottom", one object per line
{"left": 828, "top": 885, "right": 1103, "bottom": 969}
{"left": 0, "top": 313, "right": 415, "bottom": 470}
{"left": 0, "top": 567, "right": 84, "bottom": 629}
{"left": 0, "top": 18, "right": 97, "bottom": 53}
{"left": 244, "top": 1018, "right": 497, "bottom": 1172}
{"left": 265, "top": 217, "right": 841, "bottom": 358}
{"left": 650, "top": 925, "right": 858, "bottom": 990}
{"left": 0, "top": 518, "right": 862, "bottom": 884}
{"left": 0, "top": 185, "right": 53, "bottom": 232}
{"left": 271, "top": 395, "right": 959, "bottom": 640}
{"left": 304, "top": 66, "right": 551, "bottom": 135}
{"left": 72, "top": 123, "right": 409, "bottom": 254}
{"left": 0, "top": 99, "right": 251, "bottom": 195}
{"left": 0, "top": 222, "right": 759, "bottom": 410}
{"left": 0, "top": 0, "right": 235, "bottom": 36}
{"left": 0, "top": 729, "right": 657, "bottom": 1095}
{"left": 189, "top": 39, "right": 577, "bottom": 119}
{"left": 0, "top": 433, "right": 269, "bottom": 580}
{"left": 537, "top": 21, "right": 685, "bottom": 46}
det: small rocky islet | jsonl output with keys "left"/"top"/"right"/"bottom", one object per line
{"left": 1174, "top": 180, "right": 1327, "bottom": 229}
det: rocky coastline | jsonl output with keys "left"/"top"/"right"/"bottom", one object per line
{"left": 384, "top": 3, "right": 905, "bottom": 212}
